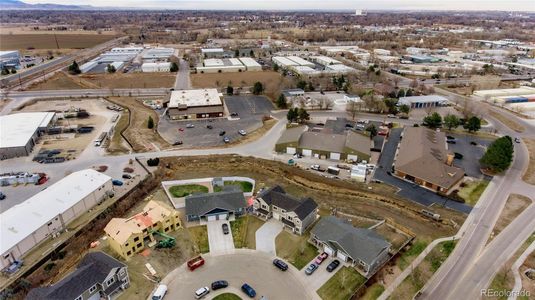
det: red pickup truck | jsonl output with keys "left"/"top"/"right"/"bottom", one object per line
{"left": 187, "top": 256, "right": 205, "bottom": 271}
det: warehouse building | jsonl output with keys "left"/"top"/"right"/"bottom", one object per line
{"left": 166, "top": 89, "right": 224, "bottom": 120}
{"left": 0, "top": 112, "right": 56, "bottom": 160}
{"left": 310, "top": 56, "right": 342, "bottom": 66}
{"left": 238, "top": 57, "right": 262, "bottom": 71}
{"left": 0, "top": 50, "right": 21, "bottom": 70}
{"left": 141, "top": 62, "right": 171, "bottom": 72}
{"left": 110, "top": 47, "right": 144, "bottom": 54}
{"left": 201, "top": 48, "right": 233, "bottom": 58}
{"left": 0, "top": 169, "right": 113, "bottom": 269}
{"left": 142, "top": 48, "right": 175, "bottom": 62}
{"left": 398, "top": 95, "right": 449, "bottom": 109}
{"left": 196, "top": 58, "right": 246, "bottom": 73}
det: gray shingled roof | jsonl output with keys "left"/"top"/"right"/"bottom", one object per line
{"left": 311, "top": 216, "right": 391, "bottom": 266}
{"left": 345, "top": 131, "right": 372, "bottom": 155}
{"left": 299, "top": 131, "right": 347, "bottom": 153}
{"left": 26, "top": 252, "right": 125, "bottom": 300}
{"left": 185, "top": 186, "right": 246, "bottom": 217}
{"left": 258, "top": 186, "right": 317, "bottom": 220}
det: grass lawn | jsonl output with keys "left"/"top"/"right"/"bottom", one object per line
{"left": 397, "top": 240, "right": 428, "bottom": 270}
{"left": 230, "top": 215, "right": 264, "bottom": 249}
{"left": 213, "top": 293, "right": 242, "bottom": 300}
{"left": 360, "top": 283, "right": 385, "bottom": 300}
{"left": 458, "top": 180, "right": 489, "bottom": 206}
{"left": 188, "top": 225, "right": 210, "bottom": 254}
{"left": 169, "top": 184, "right": 209, "bottom": 197}
{"left": 317, "top": 266, "right": 367, "bottom": 300}
{"left": 275, "top": 231, "right": 318, "bottom": 270}
{"left": 214, "top": 181, "right": 254, "bottom": 193}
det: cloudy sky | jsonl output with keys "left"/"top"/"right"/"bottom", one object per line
{"left": 23, "top": 0, "right": 535, "bottom": 11}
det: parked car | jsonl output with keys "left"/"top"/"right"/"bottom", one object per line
{"left": 446, "top": 140, "right": 457, "bottom": 144}
{"left": 0, "top": 192, "right": 5, "bottom": 200}
{"left": 326, "top": 260, "right": 340, "bottom": 272}
{"left": 293, "top": 153, "right": 303, "bottom": 159}
{"left": 112, "top": 179, "right": 123, "bottom": 186}
{"left": 315, "top": 252, "right": 328, "bottom": 264}
{"left": 211, "top": 280, "right": 228, "bottom": 290}
{"left": 241, "top": 283, "right": 256, "bottom": 298}
{"left": 273, "top": 259, "right": 288, "bottom": 271}
{"left": 454, "top": 152, "right": 463, "bottom": 159}
{"left": 305, "top": 263, "right": 318, "bottom": 275}
{"left": 238, "top": 129, "right": 247, "bottom": 136}
{"left": 178, "top": 128, "right": 184, "bottom": 132}
{"left": 206, "top": 125, "right": 213, "bottom": 129}
{"left": 446, "top": 135, "right": 455, "bottom": 140}
{"left": 187, "top": 256, "right": 205, "bottom": 271}
{"left": 219, "top": 131, "right": 226, "bottom": 136}
{"left": 515, "top": 137, "right": 521, "bottom": 143}
{"left": 194, "top": 286, "right": 210, "bottom": 299}
{"left": 310, "top": 165, "right": 326, "bottom": 172}
{"left": 173, "top": 141, "right": 183, "bottom": 146}
{"left": 230, "top": 112, "right": 239, "bottom": 117}
{"left": 122, "top": 174, "right": 132, "bottom": 179}
{"left": 151, "top": 284, "right": 168, "bottom": 300}
{"left": 186, "top": 123, "right": 195, "bottom": 128}
{"left": 222, "top": 223, "right": 229, "bottom": 234}
{"left": 223, "top": 137, "right": 230, "bottom": 143}
{"left": 470, "top": 141, "right": 478, "bottom": 146}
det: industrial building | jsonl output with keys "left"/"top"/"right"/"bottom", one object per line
{"left": 474, "top": 87, "right": 535, "bottom": 117}
{"left": 166, "top": 89, "right": 224, "bottom": 120}
{"left": 238, "top": 57, "right": 262, "bottom": 71}
{"left": 0, "top": 169, "right": 113, "bottom": 269}
{"left": 141, "top": 62, "right": 171, "bottom": 72}
{"left": 398, "top": 95, "right": 449, "bottom": 109}
{"left": 142, "top": 47, "right": 175, "bottom": 62}
{"left": 0, "top": 50, "right": 21, "bottom": 70}
{"left": 80, "top": 51, "right": 137, "bottom": 73}
{"left": 310, "top": 56, "right": 342, "bottom": 66}
{"left": 402, "top": 55, "right": 440, "bottom": 63}
{"left": 201, "top": 48, "right": 233, "bottom": 58}
{"left": 110, "top": 46, "right": 144, "bottom": 54}
{"left": 104, "top": 201, "right": 181, "bottom": 260}
{"left": 0, "top": 112, "right": 56, "bottom": 160}
{"left": 272, "top": 55, "right": 355, "bottom": 76}
{"left": 197, "top": 58, "right": 246, "bottom": 73}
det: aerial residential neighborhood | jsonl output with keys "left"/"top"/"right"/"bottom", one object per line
{"left": 0, "top": 2, "right": 534, "bottom": 300}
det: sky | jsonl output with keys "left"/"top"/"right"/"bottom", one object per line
{"left": 22, "top": 0, "right": 535, "bottom": 11}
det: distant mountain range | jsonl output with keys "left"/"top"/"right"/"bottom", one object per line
{"left": 0, "top": 0, "right": 95, "bottom": 10}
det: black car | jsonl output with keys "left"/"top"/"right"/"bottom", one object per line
{"left": 173, "top": 141, "right": 183, "bottom": 146}
{"left": 219, "top": 131, "right": 226, "bottom": 136}
{"left": 222, "top": 223, "right": 229, "bottom": 235}
{"left": 273, "top": 259, "right": 288, "bottom": 271}
{"left": 0, "top": 192, "right": 5, "bottom": 200}
{"left": 230, "top": 112, "right": 239, "bottom": 117}
{"left": 207, "top": 125, "right": 213, "bottom": 129}
{"left": 326, "top": 260, "right": 340, "bottom": 272}
{"left": 446, "top": 140, "right": 456, "bottom": 144}
{"left": 211, "top": 280, "right": 228, "bottom": 290}
{"left": 241, "top": 284, "right": 256, "bottom": 298}
{"left": 122, "top": 174, "right": 132, "bottom": 179}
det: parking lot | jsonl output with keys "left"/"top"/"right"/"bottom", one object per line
{"left": 446, "top": 133, "right": 494, "bottom": 179}
{"left": 158, "top": 95, "right": 274, "bottom": 147}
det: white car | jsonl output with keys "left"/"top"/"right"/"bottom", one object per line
{"left": 195, "top": 287, "right": 210, "bottom": 299}
{"left": 186, "top": 124, "right": 195, "bottom": 128}
{"left": 238, "top": 129, "right": 247, "bottom": 136}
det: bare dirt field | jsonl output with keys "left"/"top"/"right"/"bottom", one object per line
{"left": 28, "top": 72, "right": 85, "bottom": 90}
{"left": 191, "top": 71, "right": 283, "bottom": 100}
{"left": 107, "top": 97, "right": 170, "bottom": 152}
{"left": 79, "top": 73, "right": 176, "bottom": 89}
{"left": 0, "top": 34, "right": 118, "bottom": 50}
{"left": 489, "top": 194, "right": 532, "bottom": 242}
{"left": 523, "top": 139, "right": 535, "bottom": 185}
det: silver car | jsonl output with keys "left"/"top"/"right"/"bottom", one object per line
{"left": 305, "top": 263, "right": 318, "bottom": 275}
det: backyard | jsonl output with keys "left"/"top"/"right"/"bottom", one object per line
{"left": 230, "top": 215, "right": 265, "bottom": 249}
{"left": 275, "top": 231, "right": 318, "bottom": 270}
{"left": 317, "top": 266, "right": 367, "bottom": 300}
{"left": 168, "top": 184, "right": 209, "bottom": 197}
{"left": 214, "top": 181, "right": 254, "bottom": 193}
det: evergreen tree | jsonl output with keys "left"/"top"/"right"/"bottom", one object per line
{"left": 444, "top": 114, "right": 460, "bottom": 130}
{"left": 366, "top": 124, "right": 378, "bottom": 140}
{"left": 252, "top": 82, "right": 264, "bottom": 95}
{"left": 147, "top": 116, "right": 154, "bottom": 129}
{"left": 226, "top": 85, "right": 234, "bottom": 95}
{"left": 464, "top": 116, "right": 482, "bottom": 133}
{"left": 170, "top": 62, "right": 179, "bottom": 72}
{"left": 68, "top": 60, "right": 81, "bottom": 75}
{"left": 480, "top": 136, "right": 514, "bottom": 173}
{"left": 423, "top": 112, "right": 443, "bottom": 128}
{"left": 276, "top": 94, "right": 287, "bottom": 109}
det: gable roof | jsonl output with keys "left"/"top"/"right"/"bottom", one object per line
{"left": 26, "top": 252, "right": 125, "bottom": 300}
{"left": 395, "top": 127, "right": 464, "bottom": 189}
{"left": 311, "top": 216, "right": 391, "bottom": 266}
{"left": 185, "top": 186, "right": 246, "bottom": 217}
{"left": 257, "top": 186, "right": 318, "bottom": 220}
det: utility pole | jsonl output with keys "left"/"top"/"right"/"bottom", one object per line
{"left": 54, "top": 33, "right": 60, "bottom": 49}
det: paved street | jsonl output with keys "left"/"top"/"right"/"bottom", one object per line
{"left": 174, "top": 58, "right": 191, "bottom": 89}
{"left": 207, "top": 220, "right": 235, "bottom": 256}
{"left": 255, "top": 219, "right": 283, "bottom": 255}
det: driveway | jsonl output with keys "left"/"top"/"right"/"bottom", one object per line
{"left": 298, "top": 256, "right": 340, "bottom": 291}
{"left": 255, "top": 219, "right": 283, "bottom": 255}
{"left": 207, "top": 220, "right": 235, "bottom": 256}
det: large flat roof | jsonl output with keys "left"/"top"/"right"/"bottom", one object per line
{"left": 399, "top": 95, "right": 449, "bottom": 104}
{"left": 1, "top": 169, "right": 111, "bottom": 255}
{"left": 169, "top": 89, "right": 223, "bottom": 108}
{"left": 0, "top": 112, "right": 55, "bottom": 149}
{"left": 238, "top": 57, "right": 261, "bottom": 67}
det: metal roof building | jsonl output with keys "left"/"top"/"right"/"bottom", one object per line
{"left": 398, "top": 95, "right": 449, "bottom": 109}
{"left": 0, "top": 112, "right": 56, "bottom": 159}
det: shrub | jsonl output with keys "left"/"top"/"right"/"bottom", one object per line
{"left": 147, "top": 157, "right": 160, "bottom": 166}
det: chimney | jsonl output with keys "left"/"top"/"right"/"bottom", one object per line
{"left": 446, "top": 153, "right": 454, "bottom": 166}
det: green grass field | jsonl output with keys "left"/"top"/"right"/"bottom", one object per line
{"left": 275, "top": 231, "right": 318, "bottom": 270}
{"left": 230, "top": 215, "right": 264, "bottom": 249}
{"left": 169, "top": 184, "right": 209, "bottom": 197}
{"left": 458, "top": 180, "right": 489, "bottom": 206}
{"left": 317, "top": 267, "right": 367, "bottom": 300}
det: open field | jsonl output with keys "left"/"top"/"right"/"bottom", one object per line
{"left": 360, "top": 283, "right": 385, "bottom": 300}
{"left": 489, "top": 110, "right": 525, "bottom": 133}
{"left": 458, "top": 180, "right": 490, "bottom": 206}
{"left": 317, "top": 266, "right": 367, "bottom": 300}
{"left": 373, "top": 223, "right": 411, "bottom": 250}
{"left": 28, "top": 72, "right": 85, "bottom": 90}
{"left": 396, "top": 240, "right": 429, "bottom": 271}
{"left": 189, "top": 225, "right": 210, "bottom": 254}
{"left": 191, "top": 71, "right": 283, "bottom": 100}
{"left": 489, "top": 194, "right": 532, "bottom": 241}
{"left": 80, "top": 73, "right": 176, "bottom": 89}
{"left": 275, "top": 231, "right": 318, "bottom": 270}
{"left": 230, "top": 215, "right": 264, "bottom": 249}
{"left": 0, "top": 26, "right": 118, "bottom": 35}
{"left": 0, "top": 34, "right": 118, "bottom": 50}
{"left": 107, "top": 97, "right": 170, "bottom": 152}
{"left": 523, "top": 139, "right": 535, "bottom": 185}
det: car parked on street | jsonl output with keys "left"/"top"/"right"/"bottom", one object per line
{"left": 238, "top": 129, "right": 247, "bottom": 136}
{"left": 241, "top": 283, "right": 256, "bottom": 298}
{"left": 207, "top": 125, "right": 213, "bottom": 129}
{"left": 112, "top": 179, "right": 123, "bottom": 186}
{"left": 219, "top": 130, "right": 226, "bottom": 136}
{"left": 305, "top": 263, "right": 318, "bottom": 275}
{"left": 310, "top": 165, "right": 326, "bottom": 172}
{"left": 515, "top": 137, "right": 521, "bottom": 143}
{"left": 194, "top": 286, "right": 209, "bottom": 299}
{"left": 222, "top": 223, "right": 229, "bottom": 234}
{"left": 0, "top": 192, "right": 6, "bottom": 200}
{"left": 315, "top": 252, "right": 328, "bottom": 264}
{"left": 223, "top": 137, "right": 230, "bottom": 143}
{"left": 186, "top": 124, "right": 195, "bottom": 128}
{"left": 326, "top": 260, "right": 340, "bottom": 272}
{"left": 173, "top": 141, "right": 183, "bottom": 146}
{"left": 273, "top": 258, "right": 288, "bottom": 271}
{"left": 122, "top": 174, "right": 132, "bottom": 179}
{"left": 211, "top": 280, "right": 228, "bottom": 290}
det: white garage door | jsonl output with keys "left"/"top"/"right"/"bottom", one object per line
{"left": 217, "top": 213, "right": 228, "bottom": 220}
{"left": 324, "top": 245, "right": 334, "bottom": 256}
{"left": 273, "top": 212, "right": 281, "bottom": 220}
{"left": 347, "top": 154, "right": 358, "bottom": 162}
{"left": 207, "top": 215, "right": 217, "bottom": 221}
{"left": 302, "top": 149, "right": 312, "bottom": 157}
{"left": 330, "top": 152, "right": 341, "bottom": 160}
{"left": 337, "top": 251, "right": 348, "bottom": 261}
{"left": 286, "top": 147, "right": 296, "bottom": 154}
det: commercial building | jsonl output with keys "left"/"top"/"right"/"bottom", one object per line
{"left": 254, "top": 186, "right": 318, "bottom": 235}
{"left": 373, "top": 49, "right": 391, "bottom": 56}
{"left": 110, "top": 47, "right": 144, "bottom": 54}
{"left": 166, "top": 89, "right": 224, "bottom": 120}
{"left": 197, "top": 58, "right": 246, "bottom": 73}
{"left": 201, "top": 48, "right": 232, "bottom": 58}
{"left": 0, "top": 112, "right": 56, "bottom": 159}
{"left": 26, "top": 252, "right": 130, "bottom": 300}
{"left": 310, "top": 56, "right": 342, "bottom": 66}
{"left": 393, "top": 127, "right": 464, "bottom": 194}
{"left": 238, "top": 57, "right": 262, "bottom": 71}
{"left": 310, "top": 216, "right": 391, "bottom": 277}
{"left": 0, "top": 50, "right": 21, "bottom": 70}
{"left": 141, "top": 62, "right": 171, "bottom": 72}
{"left": 402, "top": 55, "right": 440, "bottom": 63}
{"left": 398, "top": 95, "right": 449, "bottom": 109}
{"left": 142, "top": 47, "right": 175, "bottom": 62}
{"left": 185, "top": 186, "right": 247, "bottom": 222}
{"left": 0, "top": 169, "right": 113, "bottom": 269}
{"left": 104, "top": 201, "right": 181, "bottom": 260}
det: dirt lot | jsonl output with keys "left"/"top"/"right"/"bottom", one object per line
{"left": 489, "top": 194, "right": 532, "bottom": 242}
{"left": 374, "top": 223, "right": 411, "bottom": 250}
{"left": 107, "top": 97, "right": 170, "bottom": 152}
{"left": 80, "top": 73, "right": 176, "bottom": 89}
{"left": 523, "top": 139, "right": 535, "bottom": 185}
{"left": 28, "top": 72, "right": 85, "bottom": 90}
{"left": 107, "top": 112, "right": 131, "bottom": 154}
{"left": 191, "top": 71, "right": 283, "bottom": 100}
{"left": 0, "top": 34, "right": 117, "bottom": 50}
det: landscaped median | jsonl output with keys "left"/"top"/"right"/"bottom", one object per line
{"left": 317, "top": 266, "right": 367, "bottom": 300}
{"left": 275, "top": 231, "right": 318, "bottom": 270}
{"left": 213, "top": 293, "right": 242, "bottom": 300}
{"left": 230, "top": 215, "right": 265, "bottom": 249}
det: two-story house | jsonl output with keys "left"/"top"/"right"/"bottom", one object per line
{"left": 254, "top": 185, "right": 318, "bottom": 235}
{"left": 26, "top": 251, "right": 130, "bottom": 300}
